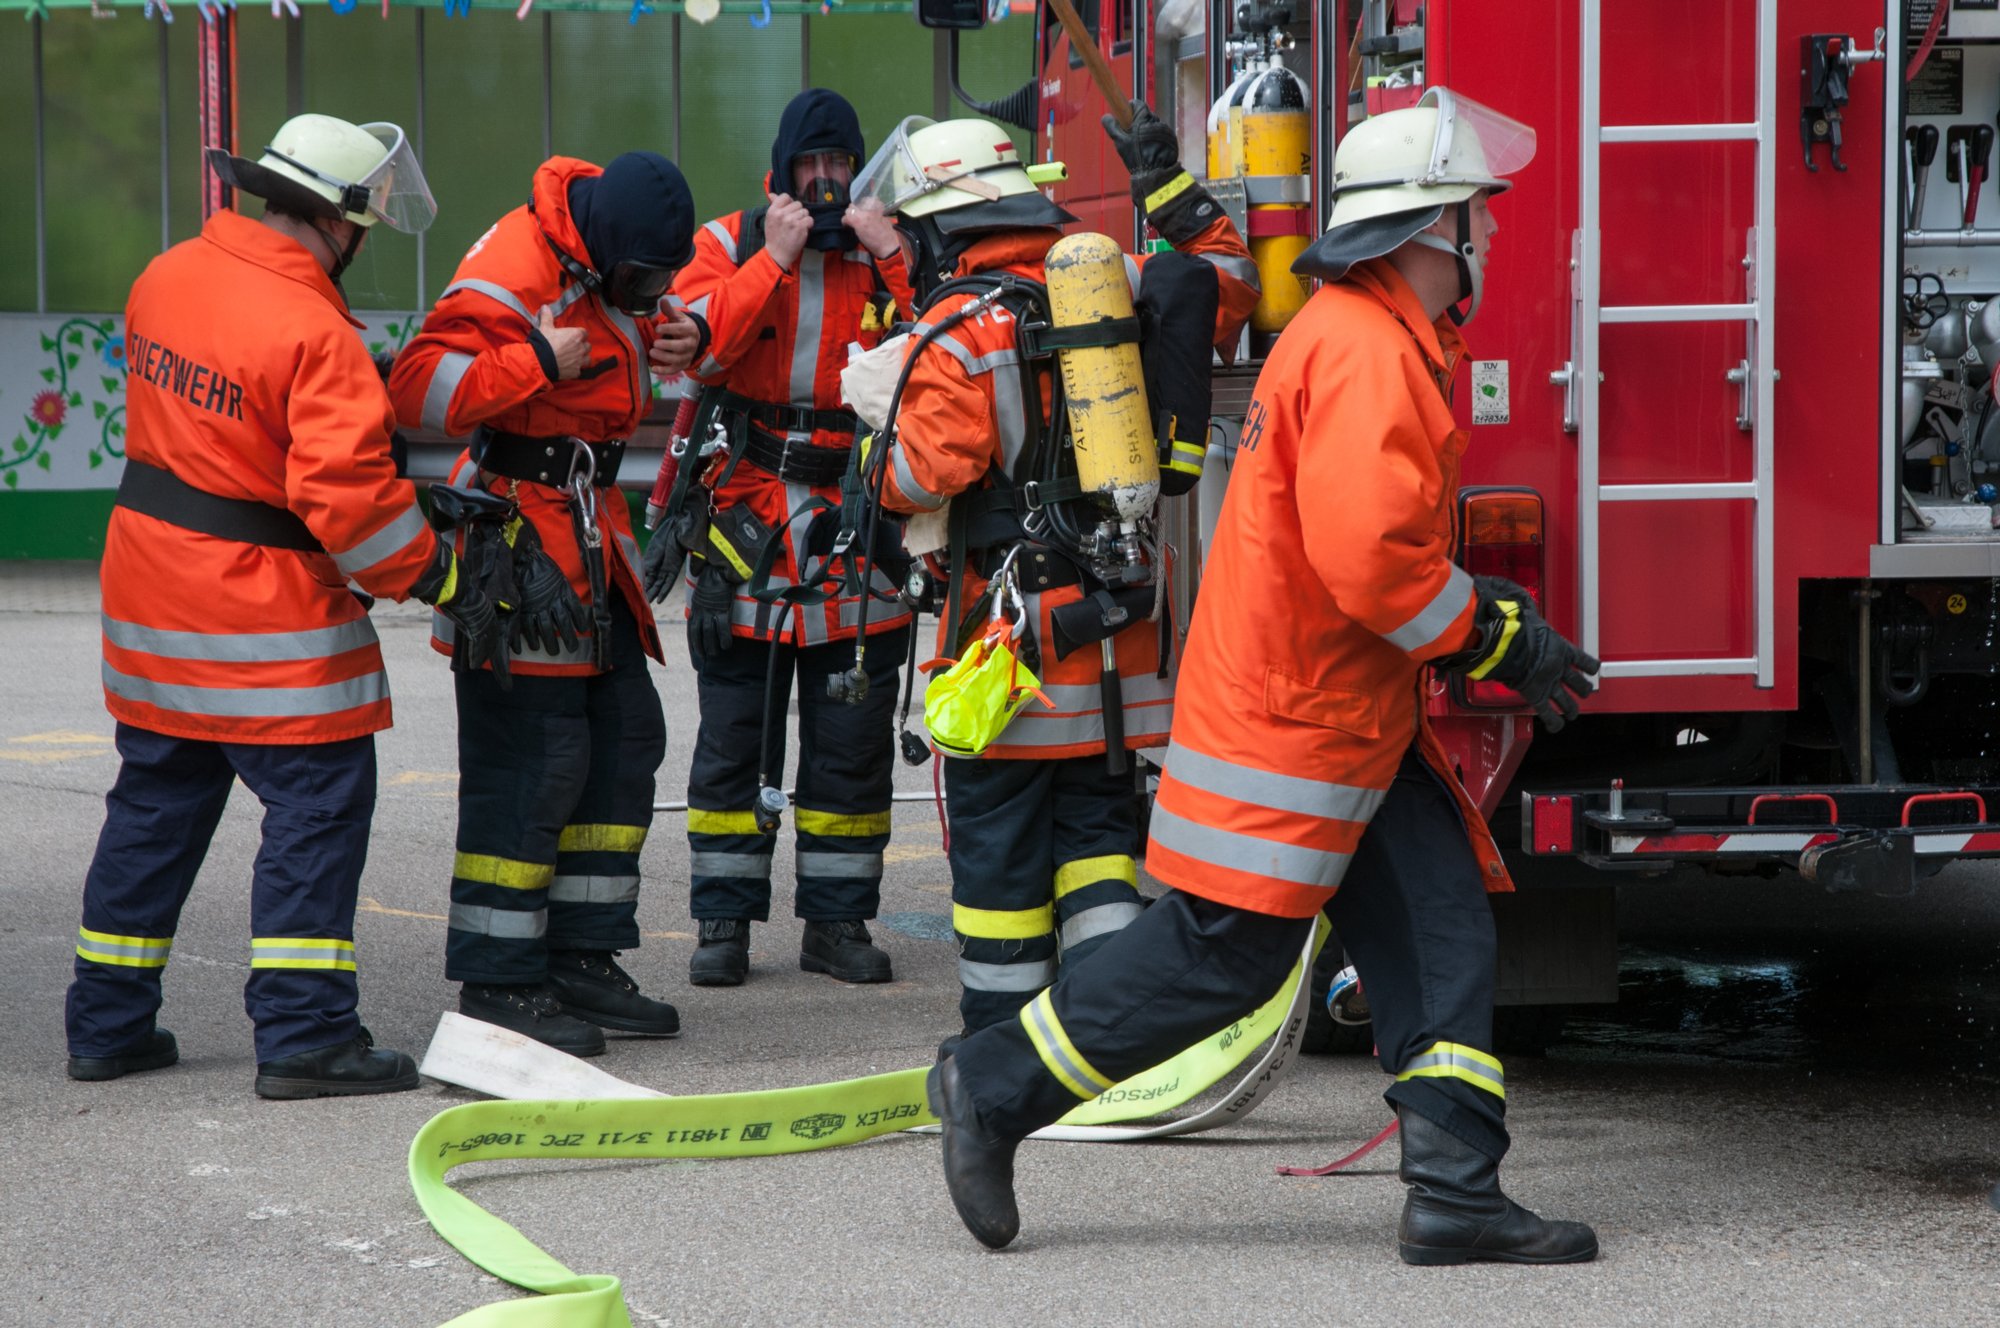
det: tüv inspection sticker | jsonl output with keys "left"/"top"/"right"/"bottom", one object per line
{"left": 1471, "top": 360, "right": 1509, "bottom": 425}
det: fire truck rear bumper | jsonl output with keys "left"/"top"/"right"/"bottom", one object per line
{"left": 1521, "top": 784, "right": 2000, "bottom": 897}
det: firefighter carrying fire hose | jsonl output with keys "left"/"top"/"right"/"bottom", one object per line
{"left": 67, "top": 115, "right": 478, "bottom": 1099}
{"left": 924, "top": 90, "right": 1607, "bottom": 1266}
{"left": 651, "top": 91, "right": 919, "bottom": 988}
{"left": 868, "top": 108, "right": 1259, "bottom": 1036}
{"left": 388, "top": 152, "right": 708, "bottom": 1057}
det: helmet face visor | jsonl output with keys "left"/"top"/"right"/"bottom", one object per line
{"left": 1419, "top": 89, "right": 1535, "bottom": 188}
{"left": 851, "top": 115, "right": 938, "bottom": 216}
{"left": 605, "top": 259, "right": 680, "bottom": 317}
{"left": 356, "top": 122, "right": 437, "bottom": 234}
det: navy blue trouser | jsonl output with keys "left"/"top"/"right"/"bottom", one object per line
{"left": 448, "top": 598, "right": 667, "bottom": 984}
{"left": 943, "top": 754, "right": 1147, "bottom": 1034}
{"left": 953, "top": 747, "right": 1511, "bottom": 1159}
{"left": 66, "top": 722, "right": 377, "bottom": 1064}
{"left": 684, "top": 625, "right": 908, "bottom": 924}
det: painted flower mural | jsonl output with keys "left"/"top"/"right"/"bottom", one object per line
{"left": 4, "top": 317, "right": 125, "bottom": 489}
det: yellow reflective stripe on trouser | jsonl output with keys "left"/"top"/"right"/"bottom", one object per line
{"left": 76, "top": 927, "right": 171, "bottom": 968}
{"left": 250, "top": 937, "right": 358, "bottom": 971}
{"left": 1021, "top": 989, "right": 1115, "bottom": 1100}
{"left": 688, "top": 808, "right": 761, "bottom": 836}
{"left": 453, "top": 852, "right": 554, "bottom": 891}
{"left": 558, "top": 824, "right": 648, "bottom": 854}
{"left": 1053, "top": 854, "right": 1138, "bottom": 899}
{"left": 794, "top": 808, "right": 893, "bottom": 837}
{"left": 1395, "top": 1041, "right": 1506, "bottom": 1100}
{"left": 1167, "top": 441, "right": 1204, "bottom": 474}
{"left": 953, "top": 902, "right": 1055, "bottom": 940}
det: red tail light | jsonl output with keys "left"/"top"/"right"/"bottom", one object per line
{"left": 1453, "top": 488, "right": 1544, "bottom": 712}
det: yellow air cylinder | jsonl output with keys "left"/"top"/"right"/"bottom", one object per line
{"left": 1044, "top": 231, "right": 1160, "bottom": 525}
{"left": 1240, "top": 68, "right": 1312, "bottom": 334}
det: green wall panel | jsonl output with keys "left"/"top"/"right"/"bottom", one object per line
{"left": 0, "top": 490, "right": 115, "bottom": 560}
{"left": 679, "top": 14, "right": 802, "bottom": 219}
{"left": 805, "top": 13, "right": 932, "bottom": 158}
{"left": 549, "top": 11, "right": 674, "bottom": 171}
{"left": 0, "top": 21, "right": 37, "bottom": 310}
{"left": 40, "top": 15, "right": 163, "bottom": 313}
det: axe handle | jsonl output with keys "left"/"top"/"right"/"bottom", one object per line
{"left": 1047, "top": 0, "right": 1135, "bottom": 128}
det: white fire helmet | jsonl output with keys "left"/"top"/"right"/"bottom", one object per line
{"left": 207, "top": 113, "right": 436, "bottom": 233}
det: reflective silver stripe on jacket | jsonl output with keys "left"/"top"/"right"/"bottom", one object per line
{"left": 103, "top": 660, "right": 388, "bottom": 718}
{"left": 690, "top": 851, "right": 774, "bottom": 879}
{"left": 1382, "top": 565, "right": 1476, "bottom": 654}
{"left": 687, "top": 294, "right": 712, "bottom": 320}
{"left": 547, "top": 873, "right": 641, "bottom": 904}
{"left": 422, "top": 352, "right": 476, "bottom": 434}
{"left": 795, "top": 850, "right": 885, "bottom": 879}
{"left": 448, "top": 903, "right": 549, "bottom": 939}
{"left": 1204, "top": 252, "right": 1262, "bottom": 292}
{"left": 332, "top": 501, "right": 430, "bottom": 577}
{"left": 1059, "top": 900, "right": 1143, "bottom": 951}
{"left": 1030, "top": 674, "right": 1176, "bottom": 713}
{"left": 789, "top": 251, "right": 827, "bottom": 436}
{"left": 1123, "top": 255, "right": 1142, "bottom": 299}
{"left": 1164, "top": 741, "right": 1388, "bottom": 826}
{"left": 599, "top": 297, "right": 649, "bottom": 373}
{"left": 441, "top": 279, "right": 536, "bottom": 324}
{"left": 102, "top": 614, "right": 379, "bottom": 664}
{"left": 960, "top": 956, "right": 1057, "bottom": 993}
{"left": 542, "top": 282, "right": 588, "bottom": 325}
{"left": 890, "top": 442, "right": 946, "bottom": 510}
{"left": 994, "top": 371, "right": 1032, "bottom": 474}
{"left": 1148, "top": 803, "right": 1354, "bottom": 888}
{"left": 987, "top": 702, "right": 1174, "bottom": 750}
{"left": 705, "top": 219, "right": 738, "bottom": 263}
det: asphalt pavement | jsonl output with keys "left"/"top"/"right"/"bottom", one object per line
{"left": 4, "top": 561, "right": 1998, "bottom": 1328}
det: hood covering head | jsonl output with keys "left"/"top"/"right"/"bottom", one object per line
{"left": 771, "top": 88, "right": 865, "bottom": 182}
{"left": 566, "top": 151, "right": 697, "bottom": 276}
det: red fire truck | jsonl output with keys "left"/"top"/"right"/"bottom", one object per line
{"left": 932, "top": 0, "right": 2000, "bottom": 1042}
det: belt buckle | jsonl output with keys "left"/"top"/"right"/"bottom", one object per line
{"left": 1021, "top": 480, "right": 1044, "bottom": 511}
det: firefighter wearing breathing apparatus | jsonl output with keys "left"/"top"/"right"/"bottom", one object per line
{"left": 654, "top": 91, "right": 919, "bottom": 989}
{"left": 866, "top": 110, "right": 1258, "bottom": 1037}
{"left": 924, "top": 91, "right": 1605, "bottom": 1265}
{"left": 389, "top": 152, "right": 708, "bottom": 1057}
{"left": 69, "top": 115, "right": 461, "bottom": 1099}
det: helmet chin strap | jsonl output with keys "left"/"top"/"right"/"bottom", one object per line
{"left": 310, "top": 219, "right": 366, "bottom": 290}
{"left": 1409, "top": 199, "right": 1482, "bottom": 325}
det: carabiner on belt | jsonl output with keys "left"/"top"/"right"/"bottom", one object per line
{"left": 559, "top": 437, "right": 602, "bottom": 550}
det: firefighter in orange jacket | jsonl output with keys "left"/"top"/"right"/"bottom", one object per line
{"left": 66, "top": 115, "right": 496, "bottom": 1099}
{"left": 870, "top": 111, "right": 1258, "bottom": 1035}
{"left": 654, "top": 91, "right": 919, "bottom": 989}
{"left": 926, "top": 91, "right": 1605, "bottom": 1265}
{"left": 390, "top": 152, "right": 706, "bottom": 1056}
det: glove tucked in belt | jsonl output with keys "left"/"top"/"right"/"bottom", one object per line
{"left": 505, "top": 515, "right": 589, "bottom": 657}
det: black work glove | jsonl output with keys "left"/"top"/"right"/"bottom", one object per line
{"left": 642, "top": 527, "right": 687, "bottom": 604}
{"left": 688, "top": 561, "right": 736, "bottom": 658}
{"left": 1102, "top": 103, "right": 1182, "bottom": 188}
{"left": 413, "top": 536, "right": 512, "bottom": 690}
{"left": 505, "top": 517, "right": 588, "bottom": 656}
{"left": 1443, "top": 575, "right": 1600, "bottom": 731}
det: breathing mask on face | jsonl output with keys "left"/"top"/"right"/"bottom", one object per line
{"left": 604, "top": 260, "right": 680, "bottom": 317}
{"left": 795, "top": 151, "right": 857, "bottom": 251}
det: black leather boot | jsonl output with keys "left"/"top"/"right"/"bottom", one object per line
{"left": 254, "top": 1028, "right": 419, "bottom": 1100}
{"left": 800, "top": 919, "right": 893, "bottom": 983}
{"left": 1396, "top": 1107, "right": 1599, "bottom": 1265}
{"left": 459, "top": 981, "right": 607, "bottom": 1057}
{"left": 926, "top": 1052, "right": 1021, "bottom": 1250}
{"left": 689, "top": 919, "right": 750, "bottom": 987}
{"left": 68, "top": 1028, "right": 178, "bottom": 1082}
{"left": 547, "top": 950, "right": 680, "bottom": 1036}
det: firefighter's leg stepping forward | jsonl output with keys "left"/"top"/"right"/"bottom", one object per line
{"left": 67, "top": 724, "right": 233, "bottom": 1082}
{"left": 1326, "top": 750, "right": 1596, "bottom": 1265}
{"left": 932, "top": 889, "right": 1311, "bottom": 1247}
{"left": 944, "top": 757, "right": 1060, "bottom": 1036}
{"left": 792, "top": 625, "right": 907, "bottom": 983}
{"left": 450, "top": 655, "right": 606, "bottom": 1056}
{"left": 544, "top": 603, "right": 676, "bottom": 1036}
{"left": 686, "top": 631, "right": 784, "bottom": 986}
{"left": 1048, "top": 755, "right": 1146, "bottom": 975}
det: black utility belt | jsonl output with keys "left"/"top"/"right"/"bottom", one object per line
{"left": 115, "top": 458, "right": 323, "bottom": 552}
{"left": 475, "top": 428, "right": 626, "bottom": 487}
{"left": 715, "top": 390, "right": 858, "bottom": 440}
{"left": 738, "top": 428, "right": 854, "bottom": 486}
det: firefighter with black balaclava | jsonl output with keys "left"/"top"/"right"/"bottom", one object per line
{"left": 650, "top": 90, "right": 918, "bottom": 990}
{"left": 863, "top": 110, "right": 1258, "bottom": 1038}
{"left": 389, "top": 152, "right": 707, "bottom": 1057}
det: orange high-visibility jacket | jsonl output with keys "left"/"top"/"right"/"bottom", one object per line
{"left": 389, "top": 157, "right": 663, "bottom": 676}
{"left": 1146, "top": 258, "right": 1511, "bottom": 918}
{"left": 672, "top": 198, "right": 918, "bottom": 646}
{"left": 101, "top": 209, "right": 438, "bottom": 746}
{"left": 880, "top": 221, "right": 1259, "bottom": 760}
